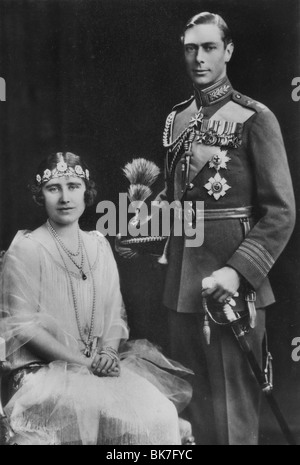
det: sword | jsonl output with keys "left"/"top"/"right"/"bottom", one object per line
{"left": 202, "top": 278, "right": 297, "bottom": 446}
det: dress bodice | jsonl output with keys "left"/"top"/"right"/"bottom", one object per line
{"left": 0, "top": 230, "right": 128, "bottom": 368}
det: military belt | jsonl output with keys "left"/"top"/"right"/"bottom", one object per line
{"left": 174, "top": 205, "right": 253, "bottom": 222}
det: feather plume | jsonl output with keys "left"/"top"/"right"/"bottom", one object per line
{"left": 123, "top": 158, "right": 160, "bottom": 187}
{"left": 128, "top": 184, "right": 152, "bottom": 202}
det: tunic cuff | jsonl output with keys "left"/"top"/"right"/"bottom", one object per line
{"left": 227, "top": 238, "right": 275, "bottom": 290}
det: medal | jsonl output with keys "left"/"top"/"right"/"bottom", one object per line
{"left": 204, "top": 173, "right": 231, "bottom": 200}
{"left": 209, "top": 151, "right": 231, "bottom": 171}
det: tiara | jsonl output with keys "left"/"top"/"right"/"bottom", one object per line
{"left": 36, "top": 158, "right": 90, "bottom": 186}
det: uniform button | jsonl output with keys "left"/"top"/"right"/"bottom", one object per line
{"left": 235, "top": 94, "right": 241, "bottom": 99}
{"left": 188, "top": 183, "right": 194, "bottom": 190}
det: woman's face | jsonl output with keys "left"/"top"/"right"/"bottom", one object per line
{"left": 42, "top": 176, "right": 86, "bottom": 226}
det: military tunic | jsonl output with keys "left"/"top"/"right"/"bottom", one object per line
{"left": 158, "top": 77, "right": 296, "bottom": 444}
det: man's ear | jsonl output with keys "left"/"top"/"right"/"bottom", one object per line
{"left": 225, "top": 42, "right": 234, "bottom": 63}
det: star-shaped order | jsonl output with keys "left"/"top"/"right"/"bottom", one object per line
{"left": 209, "top": 151, "right": 231, "bottom": 171}
{"left": 204, "top": 172, "right": 231, "bottom": 200}
{"left": 189, "top": 112, "right": 204, "bottom": 129}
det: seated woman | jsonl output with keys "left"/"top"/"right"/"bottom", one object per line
{"left": 0, "top": 152, "right": 192, "bottom": 445}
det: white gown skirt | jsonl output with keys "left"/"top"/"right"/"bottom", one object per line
{"left": 5, "top": 360, "right": 182, "bottom": 445}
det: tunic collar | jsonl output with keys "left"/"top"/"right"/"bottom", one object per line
{"left": 194, "top": 76, "right": 233, "bottom": 108}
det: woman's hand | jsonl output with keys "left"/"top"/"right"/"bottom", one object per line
{"left": 91, "top": 353, "right": 120, "bottom": 377}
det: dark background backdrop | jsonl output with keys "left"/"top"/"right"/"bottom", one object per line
{"left": 0, "top": 0, "right": 299, "bottom": 444}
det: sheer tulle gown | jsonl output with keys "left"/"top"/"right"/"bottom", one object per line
{"left": 0, "top": 231, "right": 192, "bottom": 445}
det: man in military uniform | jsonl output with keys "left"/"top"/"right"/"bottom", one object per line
{"left": 157, "top": 12, "right": 295, "bottom": 445}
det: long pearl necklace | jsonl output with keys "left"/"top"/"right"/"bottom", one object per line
{"left": 47, "top": 219, "right": 87, "bottom": 280}
{"left": 46, "top": 221, "right": 96, "bottom": 357}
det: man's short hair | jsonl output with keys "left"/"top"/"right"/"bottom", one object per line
{"left": 181, "top": 12, "right": 233, "bottom": 47}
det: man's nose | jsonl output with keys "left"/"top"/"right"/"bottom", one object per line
{"left": 195, "top": 47, "right": 205, "bottom": 64}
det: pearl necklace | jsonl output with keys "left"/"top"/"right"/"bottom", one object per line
{"left": 47, "top": 219, "right": 87, "bottom": 280}
{"left": 47, "top": 221, "right": 96, "bottom": 357}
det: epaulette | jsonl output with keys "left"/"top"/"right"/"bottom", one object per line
{"left": 172, "top": 95, "right": 194, "bottom": 112}
{"left": 232, "top": 91, "right": 267, "bottom": 113}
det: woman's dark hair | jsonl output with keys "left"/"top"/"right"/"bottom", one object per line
{"left": 30, "top": 152, "right": 97, "bottom": 207}
{"left": 181, "top": 12, "right": 233, "bottom": 48}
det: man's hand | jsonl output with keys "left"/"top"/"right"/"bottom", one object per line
{"left": 91, "top": 353, "right": 120, "bottom": 377}
{"left": 202, "top": 266, "right": 241, "bottom": 303}
{"left": 115, "top": 234, "right": 138, "bottom": 260}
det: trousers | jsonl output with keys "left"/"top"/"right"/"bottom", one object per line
{"left": 168, "top": 308, "right": 266, "bottom": 445}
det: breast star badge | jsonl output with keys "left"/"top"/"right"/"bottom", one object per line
{"left": 189, "top": 111, "right": 204, "bottom": 129}
{"left": 204, "top": 173, "right": 231, "bottom": 200}
{"left": 209, "top": 151, "right": 231, "bottom": 171}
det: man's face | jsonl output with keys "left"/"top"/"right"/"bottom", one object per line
{"left": 183, "top": 23, "right": 234, "bottom": 88}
